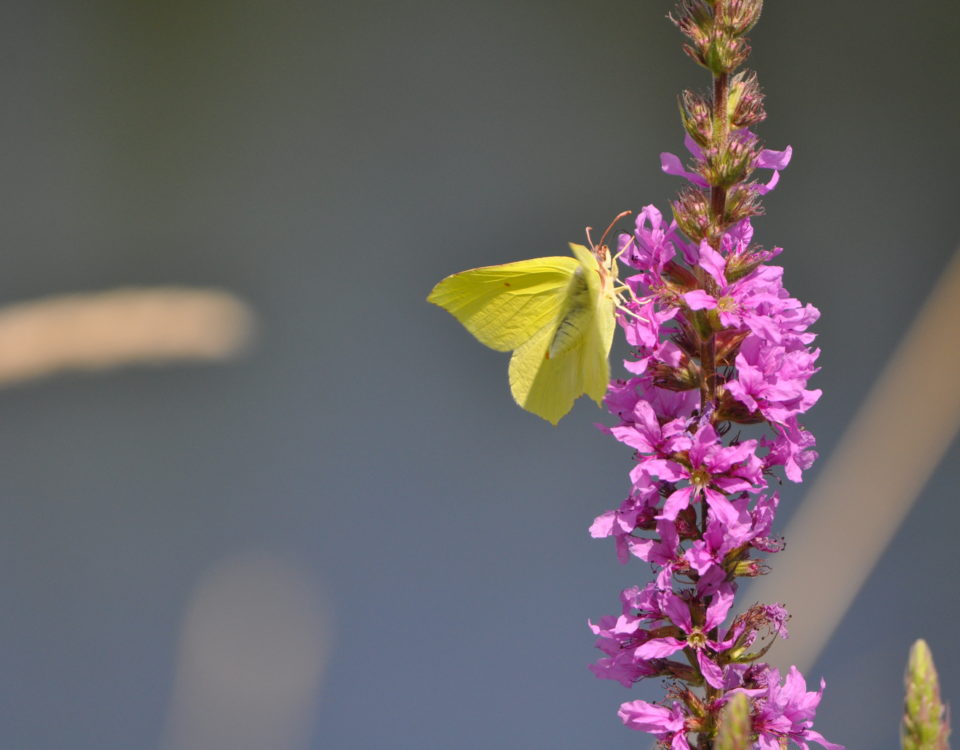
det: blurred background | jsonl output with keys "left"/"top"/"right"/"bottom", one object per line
{"left": 1, "top": 1, "right": 958, "bottom": 748}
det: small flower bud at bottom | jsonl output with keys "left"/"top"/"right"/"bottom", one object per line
{"left": 902, "top": 639, "right": 950, "bottom": 750}
{"left": 716, "top": 693, "right": 753, "bottom": 750}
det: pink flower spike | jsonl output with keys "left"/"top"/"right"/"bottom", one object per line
{"left": 587, "top": 12, "right": 832, "bottom": 745}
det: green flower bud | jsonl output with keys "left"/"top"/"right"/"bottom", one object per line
{"left": 680, "top": 89, "right": 713, "bottom": 148}
{"left": 902, "top": 639, "right": 951, "bottom": 750}
{"left": 716, "top": 692, "right": 752, "bottom": 750}
{"left": 671, "top": 187, "right": 712, "bottom": 243}
{"left": 716, "top": 0, "right": 763, "bottom": 37}
{"left": 728, "top": 70, "right": 766, "bottom": 128}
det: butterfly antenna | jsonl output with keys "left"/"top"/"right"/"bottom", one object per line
{"left": 597, "top": 210, "right": 632, "bottom": 250}
{"left": 587, "top": 210, "right": 632, "bottom": 263}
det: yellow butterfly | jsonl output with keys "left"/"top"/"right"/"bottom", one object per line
{"left": 427, "top": 213, "right": 630, "bottom": 425}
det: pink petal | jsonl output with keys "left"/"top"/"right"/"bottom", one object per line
{"left": 660, "top": 486, "right": 694, "bottom": 521}
{"left": 698, "top": 242, "right": 727, "bottom": 286}
{"left": 619, "top": 700, "right": 685, "bottom": 734}
{"left": 635, "top": 637, "right": 685, "bottom": 659}
{"left": 697, "top": 650, "right": 725, "bottom": 689}
{"left": 662, "top": 592, "right": 692, "bottom": 631}
{"left": 660, "top": 152, "right": 709, "bottom": 187}
{"left": 683, "top": 290, "right": 717, "bottom": 310}
{"left": 588, "top": 511, "right": 617, "bottom": 538}
{"left": 757, "top": 145, "right": 793, "bottom": 170}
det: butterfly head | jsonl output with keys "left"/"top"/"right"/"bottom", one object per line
{"left": 585, "top": 210, "right": 631, "bottom": 293}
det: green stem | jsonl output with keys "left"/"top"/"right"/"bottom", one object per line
{"left": 710, "top": 72, "right": 730, "bottom": 225}
{"left": 699, "top": 70, "right": 728, "bottom": 417}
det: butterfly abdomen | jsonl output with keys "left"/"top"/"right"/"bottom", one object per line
{"left": 545, "top": 270, "right": 592, "bottom": 360}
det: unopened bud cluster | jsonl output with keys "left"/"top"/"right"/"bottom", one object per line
{"left": 670, "top": 0, "right": 769, "bottom": 246}
{"left": 672, "top": 0, "right": 763, "bottom": 75}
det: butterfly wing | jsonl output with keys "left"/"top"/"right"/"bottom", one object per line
{"left": 427, "top": 256, "right": 580, "bottom": 351}
{"left": 569, "top": 243, "right": 616, "bottom": 405}
{"left": 429, "top": 246, "right": 617, "bottom": 425}
{"left": 508, "top": 322, "right": 586, "bottom": 425}
{"left": 508, "top": 245, "right": 616, "bottom": 424}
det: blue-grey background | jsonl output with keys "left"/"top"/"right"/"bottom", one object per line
{"left": 2, "top": 1, "right": 958, "bottom": 748}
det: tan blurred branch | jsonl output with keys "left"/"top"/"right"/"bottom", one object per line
{"left": 0, "top": 287, "right": 255, "bottom": 386}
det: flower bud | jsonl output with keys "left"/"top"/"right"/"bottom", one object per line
{"left": 680, "top": 687, "right": 709, "bottom": 719}
{"left": 680, "top": 89, "right": 713, "bottom": 147}
{"left": 672, "top": 2, "right": 722, "bottom": 73}
{"left": 730, "top": 559, "right": 763, "bottom": 577}
{"left": 723, "top": 183, "right": 763, "bottom": 225}
{"left": 652, "top": 361, "right": 700, "bottom": 392}
{"left": 672, "top": 187, "right": 712, "bottom": 243}
{"left": 716, "top": 693, "right": 752, "bottom": 750}
{"left": 714, "top": 329, "right": 749, "bottom": 365}
{"left": 723, "top": 249, "right": 765, "bottom": 283}
{"left": 703, "top": 35, "right": 749, "bottom": 76}
{"left": 674, "top": 507, "right": 699, "bottom": 538}
{"left": 672, "top": 0, "right": 758, "bottom": 73}
{"left": 716, "top": 0, "right": 763, "bottom": 37}
{"left": 715, "top": 387, "right": 764, "bottom": 424}
{"left": 902, "top": 639, "right": 951, "bottom": 750}
{"left": 663, "top": 259, "right": 699, "bottom": 288}
{"left": 702, "top": 138, "right": 760, "bottom": 189}
{"left": 728, "top": 70, "right": 766, "bottom": 128}
{"left": 671, "top": 0, "right": 714, "bottom": 46}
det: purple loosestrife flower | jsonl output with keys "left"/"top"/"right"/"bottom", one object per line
{"left": 618, "top": 205, "right": 691, "bottom": 275}
{"left": 685, "top": 493, "right": 781, "bottom": 579}
{"left": 619, "top": 701, "right": 690, "bottom": 750}
{"left": 619, "top": 699, "right": 691, "bottom": 748}
{"left": 738, "top": 667, "right": 843, "bottom": 750}
{"left": 587, "top": 2, "right": 840, "bottom": 748}
{"left": 643, "top": 421, "right": 763, "bottom": 526}
{"left": 762, "top": 420, "right": 818, "bottom": 483}
{"left": 726, "top": 336, "right": 822, "bottom": 426}
{"left": 609, "top": 399, "right": 692, "bottom": 458}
